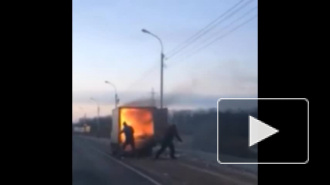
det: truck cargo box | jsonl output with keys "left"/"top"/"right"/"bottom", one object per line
{"left": 110, "top": 106, "right": 168, "bottom": 156}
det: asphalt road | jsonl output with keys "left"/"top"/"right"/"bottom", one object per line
{"left": 72, "top": 136, "right": 159, "bottom": 185}
{"left": 73, "top": 136, "right": 257, "bottom": 185}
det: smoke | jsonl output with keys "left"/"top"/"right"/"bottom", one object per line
{"left": 113, "top": 59, "right": 256, "bottom": 109}
{"left": 164, "top": 78, "right": 199, "bottom": 106}
{"left": 120, "top": 78, "right": 199, "bottom": 107}
{"left": 122, "top": 98, "right": 155, "bottom": 107}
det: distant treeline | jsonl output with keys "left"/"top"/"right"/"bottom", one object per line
{"left": 171, "top": 108, "right": 257, "bottom": 155}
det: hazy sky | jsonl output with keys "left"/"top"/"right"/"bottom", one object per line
{"left": 72, "top": 0, "right": 258, "bottom": 122}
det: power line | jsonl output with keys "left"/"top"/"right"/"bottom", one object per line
{"left": 171, "top": 6, "right": 258, "bottom": 61}
{"left": 122, "top": 1, "right": 256, "bottom": 105}
{"left": 189, "top": 15, "right": 257, "bottom": 57}
{"left": 166, "top": 0, "right": 254, "bottom": 60}
{"left": 165, "top": 0, "right": 254, "bottom": 60}
{"left": 168, "top": 14, "right": 258, "bottom": 68}
{"left": 165, "top": 0, "right": 245, "bottom": 57}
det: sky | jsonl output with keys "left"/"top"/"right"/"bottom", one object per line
{"left": 72, "top": 0, "right": 258, "bottom": 122}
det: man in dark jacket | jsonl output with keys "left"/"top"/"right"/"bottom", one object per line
{"left": 155, "top": 124, "right": 182, "bottom": 159}
{"left": 120, "top": 122, "right": 135, "bottom": 152}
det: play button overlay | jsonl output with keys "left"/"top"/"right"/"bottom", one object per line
{"left": 217, "top": 98, "right": 309, "bottom": 164}
{"left": 249, "top": 116, "right": 279, "bottom": 147}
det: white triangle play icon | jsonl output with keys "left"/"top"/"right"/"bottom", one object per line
{"left": 249, "top": 116, "right": 279, "bottom": 147}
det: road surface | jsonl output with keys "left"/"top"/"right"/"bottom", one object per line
{"left": 73, "top": 136, "right": 159, "bottom": 185}
{"left": 73, "top": 136, "right": 257, "bottom": 185}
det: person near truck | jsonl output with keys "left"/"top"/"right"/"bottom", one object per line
{"left": 154, "top": 123, "right": 183, "bottom": 159}
{"left": 120, "top": 122, "right": 135, "bottom": 153}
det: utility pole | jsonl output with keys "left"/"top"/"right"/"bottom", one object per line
{"left": 90, "top": 97, "right": 100, "bottom": 138}
{"left": 97, "top": 105, "right": 100, "bottom": 138}
{"left": 151, "top": 88, "right": 155, "bottom": 106}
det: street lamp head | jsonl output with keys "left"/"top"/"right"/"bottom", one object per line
{"left": 142, "top": 29, "right": 150, "bottom": 34}
{"left": 105, "top": 81, "right": 109, "bottom": 84}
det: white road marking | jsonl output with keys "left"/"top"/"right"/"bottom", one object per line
{"left": 86, "top": 143, "right": 162, "bottom": 185}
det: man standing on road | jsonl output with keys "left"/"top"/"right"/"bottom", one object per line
{"left": 120, "top": 122, "right": 135, "bottom": 154}
{"left": 155, "top": 123, "right": 183, "bottom": 159}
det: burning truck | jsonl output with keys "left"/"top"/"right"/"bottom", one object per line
{"left": 110, "top": 106, "right": 168, "bottom": 157}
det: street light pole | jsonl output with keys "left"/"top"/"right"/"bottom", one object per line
{"left": 90, "top": 97, "right": 100, "bottom": 138}
{"left": 142, "top": 28, "right": 164, "bottom": 109}
{"left": 105, "top": 80, "right": 119, "bottom": 109}
{"left": 79, "top": 106, "right": 87, "bottom": 125}
{"left": 160, "top": 52, "right": 164, "bottom": 109}
{"left": 79, "top": 106, "right": 85, "bottom": 116}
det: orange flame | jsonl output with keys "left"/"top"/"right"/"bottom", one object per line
{"left": 119, "top": 108, "right": 154, "bottom": 150}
